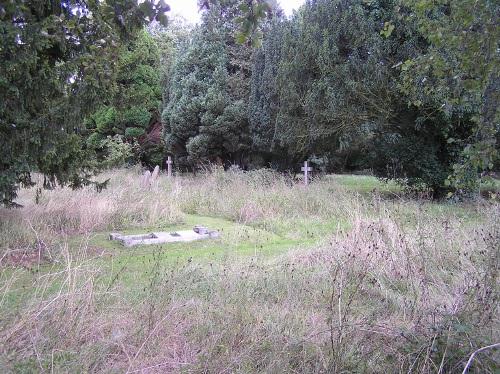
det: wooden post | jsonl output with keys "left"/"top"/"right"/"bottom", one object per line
{"left": 301, "top": 161, "right": 313, "bottom": 186}
{"left": 166, "top": 156, "right": 173, "bottom": 177}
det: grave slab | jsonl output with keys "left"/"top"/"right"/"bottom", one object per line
{"left": 109, "top": 226, "right": 220, "bottom": 247}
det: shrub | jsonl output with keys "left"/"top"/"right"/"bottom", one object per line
{"left": 86, "top": 132, "right": 105, "bottom": 148}
{"left": 120, "top": 106, "right": 151, "bottom": 129}
{"left": 124, "top": 127, "right": 146, "bottom": 138}
{"left": 100, "top": 135, "right": 135, "bottom": 169}
{"left": 93, "top": 106, "right": 117, "bottom": 135}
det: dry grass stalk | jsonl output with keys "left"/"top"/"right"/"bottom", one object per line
{"left": 0, "top": 168, "right": 498, "bottom": 372}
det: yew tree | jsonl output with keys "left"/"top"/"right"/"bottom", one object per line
{"left": 0, "top": 0, "right": 169, "bottom": 206}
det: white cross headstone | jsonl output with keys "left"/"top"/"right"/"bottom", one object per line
{"left": 166, "top": 156, "right": 173, "bottom": 178}
{"left": 301, "top": 161, "right": 313, "bottom": 186}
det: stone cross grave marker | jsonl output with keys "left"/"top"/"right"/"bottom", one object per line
{"left": 166, "top": 156, "right": 173, "bottom": 177}
{"left": 301, "top": 161, "right": 313, "bottom": 186}
{"left": 141, "top": 170, "right": 152, "bottom": 188}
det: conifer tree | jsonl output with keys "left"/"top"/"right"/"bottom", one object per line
{"left": 85, "top": 29, "right": 164, "bottom": 167}
{"left": 0, "top": 0, "right": 168, "bottom": 206}
{"left": 248, "top": 19, "right": 287, "bottom": 166}
{"left": 163, "top": 0, "right": 252, "bottom": 168}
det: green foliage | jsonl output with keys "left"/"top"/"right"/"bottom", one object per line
{"left": 163, "top": 0, "right": 252, "bottom": 168}
{"left": 2, "top": 0, "right": 497, "bottom": 202}
{"left": 86, "top": 29, "right": 164, "bottom": 167}
{"left": 246, "top": 0, "right": 496, "bottom": 194}
{"left": 380, "top": 21, "right": 395, "bottom": 38}
{"left": 250, "top": 0, "right": 408, "bottom": 166}
{"left": 125, "top": 127, "right": 146, "bottom": 138}
{"left": 121, "top": 107, "right": 151, "bottom": 129}
{"left": 117, "top": 29, "right": 163, "bottom": 110}
{"left": 196, "top": 0, "right": 403, "bottom": 174}
{"left": 248, "top": 18, "right": 286, "bottom": 165}
{"left": 99, "top": 136, "right": 136, "bottom": 169}
{"left": 141, "top": 144, "right": 166, "bottom": 167}
{"left": 400, "top": 0, "right": 499, "bottom": 193}
{"left": 370, "top": 112, "right": 472, "bottom": 195}
{"left": 86, "top": 133, "right": 105, "bottom": 149}
{"left": 199, "top": 0, "right": 276, "bottom": 46}
{"left": 94, "top": 107, "right": 118, "bottom": 135}
{"left": 0, "top": 0, "right": 168, "bottom": 206}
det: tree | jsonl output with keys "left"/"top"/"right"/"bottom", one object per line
{"left": 399, "top": 0, "right": 499, "bottom": 193}
{"left": 248, "top": 18, "right": 288, "bottom": 167}
{"left": 163, "top": 0, "right": 252, "bottom": 168}
{"left": 264, "top": 0, "right": 402, "bottom": 162}
{"left": 85, "top": 29, "right": 165, "bottom": 167}
{"left": 198, "top": 0, "right": 277, "bottom": 46}
{"left": 0, "top": 0, "right": 168, "bottom": 206}
{"left": 247, "top": 0, "right": 488, "bottom": 195}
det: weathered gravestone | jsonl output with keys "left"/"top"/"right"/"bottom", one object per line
{"left": 301, "top": 161, "right": 313, "bottom": 186}
{"left": 141, "top": 170, "right": 152, "bottom": 188}
{"left": 151, "top": 165, "right": 160, "bottom": 183}
{"left": 109, "top": 226, "right": 220, "bottom": 247}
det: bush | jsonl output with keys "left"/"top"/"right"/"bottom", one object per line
{"left": 93, "top": 106, "right": 117, "bottom": 135}
{"left": 120, "top": 106, "right": 151, "bottom": 129}
{"left": 371, "top": 111, "right": 473, "bottom": 197}
{"left": 125, "top": 127, "right": 146, "bottom": 138}
{"left": 86, "top": 132, "right": 105, "bottom": 148}
{"left": 100, "top": 135, "right": 135, "bottom": 169}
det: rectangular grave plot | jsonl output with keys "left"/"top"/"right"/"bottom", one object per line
{"left": 110, "top": 227, "right": 220, "bottom": 247}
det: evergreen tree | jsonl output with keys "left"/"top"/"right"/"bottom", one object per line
{"left": 247, "top": 0, "right": 482, "bottom": 195}
{"left": 0, "top": 0, "right": 168, "bottom": 206}
{"left": 266, "top": 0, "right": 401, "bottom": 161}
{"left": 163, "top": 1, "right": 252, "bottom": 168}
{"left": 85, "top": 29, "right": 165, "bottom": 167}
{"left": 248, "top": 18, "right": 287, "bottom": 167}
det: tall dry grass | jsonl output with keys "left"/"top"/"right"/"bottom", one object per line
{"left": 0, "top": 168, "right": 498, "bottom": 372}
{"left": 0, "top": 166, "right": 362, "bottom": 256}
{"left": 0, "top": 168, "right": 183, "bottom": 262}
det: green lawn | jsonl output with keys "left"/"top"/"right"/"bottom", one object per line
{"left": 327, "top": 174, "right": 401, "bottom": 194}
{"left": 2, "top": 195, "right": 481, "bottom": 315}
{"left": 2, "top": 173, "right": 484, "bottom": 291}
{"left": 1, "top": 213, "right": 331, "bottom": 311}
{"left": 87, "top": 214, "right": 315, "bottom": 264}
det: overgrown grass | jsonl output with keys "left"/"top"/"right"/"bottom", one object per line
{"left": 0, "top": 168, "right": 498, "bottom": 373}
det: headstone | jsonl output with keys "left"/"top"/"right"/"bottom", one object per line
{"left": 151, "top": 165, "right": 160, "bottom": 182}
{"left": 301, "top": 161, "right": 313, "bottom": 186}
{"left": 166, "top": 156, "right": 173, "bottom": 178}
{"left": 141, "top": 170, "right": 152, "bottom": 188}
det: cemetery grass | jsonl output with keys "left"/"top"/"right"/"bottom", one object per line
{"left": 0, "top": 168, "right": 498, "bottom": 373}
